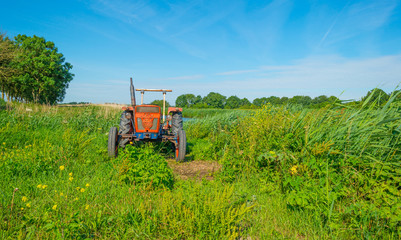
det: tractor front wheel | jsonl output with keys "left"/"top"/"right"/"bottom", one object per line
{"left": 119, "top": 111, "right": 131, "bottom": 148}
{"left": 175, "top": 129, "right": 186, "bottom": 162}
{"left": 108, "top": 127, "right": 118, "bottom": 158}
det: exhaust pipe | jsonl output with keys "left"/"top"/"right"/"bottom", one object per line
{"left": 130, "top": 77, "right": 136, "bottom": 106}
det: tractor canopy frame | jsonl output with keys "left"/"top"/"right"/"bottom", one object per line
{"left": 108, "top": 77, "right": 186, "bottom": 161}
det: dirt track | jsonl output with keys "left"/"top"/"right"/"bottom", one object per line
{"left": 167, "top": 160, "right": 221, "bottom": 180}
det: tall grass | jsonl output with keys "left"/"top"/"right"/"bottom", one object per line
{"left": 184, "top": 96, "right": 401, "bottom": 238}
{"left": 1, "top": 94, "right": 400, "bottom": 238}
{"left": 182, "top": 108, "right": 252, "bottom": 118}
{"left": 0, "top": 103, "right": 257, "bottom": 239}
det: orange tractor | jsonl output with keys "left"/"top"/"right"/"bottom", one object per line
{"left": 108, "top": 78, "right": 186, "bottom": 161}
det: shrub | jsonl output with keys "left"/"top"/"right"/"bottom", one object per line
{"left": 115, "top": 145, "right": 175, "bottom": 189}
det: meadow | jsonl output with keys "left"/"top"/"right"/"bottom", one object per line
{"left": 0, "top": 95, "right": 400, "bottom": 239}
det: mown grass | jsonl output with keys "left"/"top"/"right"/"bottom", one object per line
{"left": 1, "top": 95, "right": 400, "bottom": 239}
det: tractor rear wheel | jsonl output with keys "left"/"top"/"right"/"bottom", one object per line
{"left": 175, "top": 129, "right": 186, "bottom": 162}
{"left": 119, "top": 111, "right": 131, "bottom": 147}
{"left": 108, "top": 127, "right": 118, "bottom": 157}
{"left": 171, "top": 112, "right": 183, "bottom": 134}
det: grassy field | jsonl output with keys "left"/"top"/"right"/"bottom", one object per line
{"left": 0, "top": 97, "right": 400, "bottom": 239}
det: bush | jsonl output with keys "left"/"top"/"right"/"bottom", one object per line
{"left": 0, "top": 98, "right": 6, "bottom": 109}
{"left": 115, "top": 145, "right": 175, "bottom": 189}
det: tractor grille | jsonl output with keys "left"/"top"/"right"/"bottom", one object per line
{"left": 137, "top": 118, "right": 158, "bottom": 131}
{"left": 136, "top": 106, "right": 159, "bottom": 113}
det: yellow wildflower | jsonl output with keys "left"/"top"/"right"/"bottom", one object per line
{"left": 85, "top": 204, "right": 89, "bottom": 210}
{"left": 85, "top": 183, "right": 90, "bottom": 188}
{"left": 2, "top": 142, "right": 5, "bottom": 145}
{"left": 69, "top": 177, "right": 74, "bottom": 181}
{"left": 80, "top": 188, "right": 85, "bottom": 193}
{"left": 59, "top": 165, "right": 65, "bottom": 171}
{"left": 25, "top": 146, "right": 28, "bottom": 148}
{"left": 21, "top": 208, "right": 24, "bottom": 210}
{"left": 22, "top": 196, "right": 28, "bottom": 202}
{"left": 290, "top": 165, "right": 298, "bottom": 175}
{"left": 269, "top": 151, "right": 276, "bottom": 155}
{"left": 52, "top": 205, "right": 57, "bottom": 210}
{"left": 60, "top": 192, "right": 64, "bottom": 196}
{"left": 74, "top": 197, "right": 78, "bottom": 201}
{"left": 69, "top": 172, "right": 73, "bottom": 177}
{"left": 37, "top": 184, "right": 42, "bottom": 188}
{"left": 26, "top": 203, "right": 31, "bottom": 208}
{"left": 76, "top": 187, "right": 80, "bottom": 191}
{"left": 42, "top": 185, "right": 48, "bottom": 189}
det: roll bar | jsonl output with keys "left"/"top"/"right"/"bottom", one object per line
{"left": 136, "top": 88, "right": 172, "bottom": 123}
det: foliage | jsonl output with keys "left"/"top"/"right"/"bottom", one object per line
{"left": 115, "top": 145, "right": 175, "bottom": 189}
{"left": 184, "top": 91, "right": 401, "bottom": 238}
{"left": 361, "top": 88, "right": 390, "bottom": 106}
{"left": 0, "top": 33, "right": 19, "bottom": 100}
{"left": 0, "top": 33, "right": 73, "bottom": 104}
{"left": 0, "top": 103, "right": 256, "bottom": 239}
{"left": 176, "top": 92, "right": 341, "bottom": 109}
{"left": 150, "top": 99, "right": 170, "bottom": 108}
{"left": 203, "top": 92, "right": 226, "bottom": 108}
{"left": 0, "top": 98, "right": 6, "bottom": 109}
{"left": 2, "top": 93, "right": 401, "bottom": 238}
{"left": 175, "top": 94, "right": 201, "bottom": 107}
{"left": 225, "top": 95, "right": 241, "bottom": 109}
{"left": 183, "top": 108, "right": 252, "bottom": 118}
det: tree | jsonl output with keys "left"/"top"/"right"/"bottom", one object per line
{"left": 361, "top": 88, "right": 389, "bottom": 106}
{"left": 390, "top": 90, "right": 401, "bottom": 101}
{"left": 328, "top": 96, "right": 339, "bottom": 103}
{"left": 175, "top": 94, "right": 188, "bottom": 107}
{"left": 203, "top": 92, "right": 226, "bottom": 108}
{"left": 150, "top": 99, "right": 170, "bottom": 108}
{"left": 240, "top": 97, "right": 251, "bottom": 106}
{"left": 280, "top": 97, "right": 289, "bottom": 104}
{"left": 175, "top": 94, "right": 197, "bottom": 107}
{"left": 312, "top": 95, "right": 328, "bottom": 105}
{"left": 225, "top": 95, "right": 241, "bottom": 109}
{"left": 0, "top": 32, "right": 19, "bottom": 100}
{"left": 12, "top": 34, "right": 73, "bottom": 104}
{"left": 267, "top": 96, "right": 280, "bottom": 105}
{"left": 253, "top": 97, "right": 268, "bottom": 107}
{"left": 289, "top": 96, "right": 312, "bottom": 106}
{"left": 194, "top": 95, "right": 202, "bottom": 105}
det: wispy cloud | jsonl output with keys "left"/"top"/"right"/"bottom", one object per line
{"left": 161, "top": 75, "right": 204, "bottom": 81}
{"left": 170, "top": 54, "right": 401, "bottom": 100}
{"left": 317, "top": 2, "right": 350, "bottom": 49}
{"left": 227, "top": 0, "right": 293, "bottom": 56}
{"left": 86, "top": 0, "right": 238, "bottom": 59}
{"left": 65, "top": 54, "right": 401, "bottom": 103}
{"left": 216, "top": 69, "right": 258, "bottom": 76}
{"left": 319, "top": 0, "right": 397, "bottom": 47}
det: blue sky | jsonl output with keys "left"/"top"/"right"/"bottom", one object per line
{"left": 1, "top": 0, "right": 401, "bottom": 104}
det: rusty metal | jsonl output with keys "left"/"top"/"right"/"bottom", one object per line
{"left": 108, "top": 77, "right": 186, "bottom": 160}
{"left": 122, "top": 106, "right": 134, "bottom": 111}
{"left": 130, "top": 77, "right": 136, "bottom": 106}
{"left": 135, "top": 89, "right": 172, "bottom": 92}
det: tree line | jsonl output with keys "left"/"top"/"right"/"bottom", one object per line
{"left": 174, "top": 92, "right": 339, "bottom": 109}
{"left": 0, "top": 32, "right": 73, "bottom": 104}
{"left": 175, "top": 88, "right": 400, "bottom": 109}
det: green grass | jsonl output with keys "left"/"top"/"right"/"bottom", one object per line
{"left": 1, "top": 98, "right": 400, "bottom": 239}
{"left": 182, "top": 108, "right": 252, "bottom": 118}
